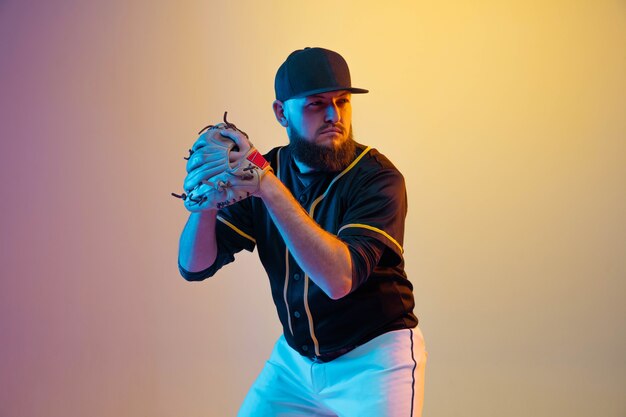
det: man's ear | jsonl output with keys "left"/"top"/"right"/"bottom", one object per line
{"left": 272, "top": 100, "right": 288, "bottom": 127}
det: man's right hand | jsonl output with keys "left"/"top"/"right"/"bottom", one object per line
{"left": 179, "top": 125, "right": 272, "bottom": 211}
{"left": 172, "top": 112, "right": 255, "bottom": 211}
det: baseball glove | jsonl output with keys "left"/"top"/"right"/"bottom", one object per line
{"left": 172, "top": 112, "right": 272, "bottom": 211}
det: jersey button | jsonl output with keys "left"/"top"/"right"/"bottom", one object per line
{"left": 293, "top": 273, "right": 301, "bottom": 281}
{"left": 298, "top": 195, "right": 306, "bottom": 204}
{"left": 302, "top": 345, "right": 309, "bottom": 352}
{"left": 294, "top": 311, "right": 301, "bottom": 318}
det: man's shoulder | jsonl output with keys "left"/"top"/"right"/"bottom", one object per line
{"left": 354, "top": 143, "right": 403, "bottom": 176}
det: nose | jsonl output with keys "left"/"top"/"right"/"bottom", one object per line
{"left": 324, "top": 102, "right": 340, "bottom": 124}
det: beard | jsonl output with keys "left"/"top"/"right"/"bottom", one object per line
{"left": 288, "top": 125, "right": 356, "bottom": 173}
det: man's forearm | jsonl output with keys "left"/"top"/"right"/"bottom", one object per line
{"left": 258, "top": 173, "right": 352, "bottom": 300}
{"left": 178, "top": 210, "right": 219, "bottom": 273}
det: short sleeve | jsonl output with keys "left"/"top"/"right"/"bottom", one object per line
{"left": 178, "top": 198, "right": 257, "bottom": 281}
{"left": 337, "top": 169, "right": 407, "bottom": 268}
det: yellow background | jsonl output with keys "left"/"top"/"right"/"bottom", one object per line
{"left": 1, "top": 1, "right": 624, "bottom": 416}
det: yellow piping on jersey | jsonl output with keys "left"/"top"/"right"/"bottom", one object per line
{"left": 283, "top": 247, "right": 294, "bottom": 336}
{"left": 337, "top": 223, "right": 404, "bottom": 254}
{"left": 308, "top": 146, "right": 372, "bottom": 214}
{"left": 302, "top": 269, "right": 319, "bottom": 355}
{"left": 217, "top": 215, "right": 256, "bottom": 243}
{"left": 304, "top": 146, "right": 372, "bottom": 357}
{"left": 276, "top": 147, "right": 282, "bottom": 178}
{"left": 276, "top": 147, "right": 295, "bottom": 337}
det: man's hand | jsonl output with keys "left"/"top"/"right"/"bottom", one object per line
{"left": 205, "top": 128, "right": 273, "bottom": 208}
{"left": 172, "top": 113, "right": 272, "bottom": 211}
{"left": 181, "top": 132, "right": 237, "bottom": 196}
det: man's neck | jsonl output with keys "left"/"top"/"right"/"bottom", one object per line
{"left": 293, "top": 158, "right": 316, "bottom": 174}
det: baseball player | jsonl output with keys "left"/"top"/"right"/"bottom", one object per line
{"left": 176, "top": 47, "right": 427, "bottom": 417}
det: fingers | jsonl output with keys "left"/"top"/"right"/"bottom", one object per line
{"left": 187, "top": 130, "right": 239, "bottom": 172}
{"left": 181, "top": 169, "right": 260, "bottom": 211}
{"left": 184, "top": 161, "right": 229, "bottom": 192}
{"left": 186, "top": 146, "right": 229, "bottom": 173}
{"left": 178, "top": 123, "right": 256, "bottom": 211}
{"left": 191, "top": 133, "right": 209, "bottom": 153}
{"left": 191, "top": 128, "right": 234, "bottom": 152}
{"left": 183, "top": 182, "right": 217, "bottom": 212}
{"left": 219, "top": 129, "right": 252, "bottom": 163}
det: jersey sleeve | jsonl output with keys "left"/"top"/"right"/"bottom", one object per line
{"left": 178, "top": 197, "right": 257, "bottom": 281}
{"left": 178, "top": 147, "right": 281, "bottom": 282}
{"left": 337, "top": 168, "right": 408, "bottom": 289}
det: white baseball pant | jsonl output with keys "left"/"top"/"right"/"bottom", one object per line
{"left": 237, "top": 327, "right": 427, "bottom": 417}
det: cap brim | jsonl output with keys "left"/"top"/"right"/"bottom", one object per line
{"left": 287, "top": 86, "right": 369, "bottom": 100}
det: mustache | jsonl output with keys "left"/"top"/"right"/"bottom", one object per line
{"left": 317, "top": 123, "right": 345, "bottom": 134}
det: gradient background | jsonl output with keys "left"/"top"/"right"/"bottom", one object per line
{"left": 1, "top": 1, "right": 625, "bottom": 416}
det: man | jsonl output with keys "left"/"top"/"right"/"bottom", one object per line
{"left": 177, "top": 47, "right": 427, "bottom": 416}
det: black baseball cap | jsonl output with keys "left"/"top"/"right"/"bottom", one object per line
{"left": 274, "top": 47, "right": 369, "bottom": 102}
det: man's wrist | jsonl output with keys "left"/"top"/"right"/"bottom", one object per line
{"left": 257, "top": 170, "right": 279, "bottom": 201}
{"left": 189, "top": 208, "right": 219, "bottom": 219}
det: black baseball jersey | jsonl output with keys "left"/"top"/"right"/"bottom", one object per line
{"left": 179, "top": 142, "right": 418, "bottom": 359}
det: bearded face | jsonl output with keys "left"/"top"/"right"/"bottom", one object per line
{"left": 288, "top": 125, "right": 356, "bottom": 172}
